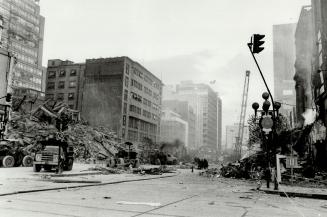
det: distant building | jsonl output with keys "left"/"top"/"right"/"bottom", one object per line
{"left": 162, "top": 99, "right": 196, "bottom": 149}
{"left": 160, "top": 109, "right": 188, "bottom": 146}
{"left": 81, "top": 57, "right": 162, "bottom": 144}
{"left": 225, "top": 124, "right": 249, "bottom": 152}
{"left": 217, "top": 94, "right": 222, "bottom": 154}
{"left": 273, "top": 23, "right": 297, "bottom": 117}
{"left": 0, "top": 0, "right": 45, "bottom": 91}
{"left": 45, "top": 59, "right": 85, "bottom": 110}
{"left": 164, "top": 81, "right": 218, "bottom": 152}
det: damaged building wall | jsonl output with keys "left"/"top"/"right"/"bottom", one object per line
{"left": 81, "top": 58, "right": 124, "bottom": 133}
{"left": 294, "top": 6, "right": 314, "bottom": 125}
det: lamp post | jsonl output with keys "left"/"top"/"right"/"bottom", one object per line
{"left": 252, "top": 92, "right": 281, "bottom": 190}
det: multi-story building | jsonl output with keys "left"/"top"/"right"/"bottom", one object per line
{"left": 294, "top": 6, "right": 313, "bottom": 125}
{"left": 225, "top": 124, "right": 249, "bottom": 153}
{"left": 312, "top": 0, "right": 327, "bottom": 126}
{"left": 45, "top": 59, "right": 85, "bottom": 110}
{"left": 217, "top": 94, "right": 222, "bottom": 154}
{"left": 81, "top": 57, "right": 162, "bottom": 144}
{"left": 0, "top": 0, "right": 44, "bottom": 91}
{"left": 162, "top": 99, "right": 196, "bottom": 149}
{"left": 164, "top": 81, "right": 218, "bottom": 152}
{"left": 273, "top": 23, "right": 297, "bottom": 117}
{"left": 160, "top": 109, "right": 188, "bottom": 146}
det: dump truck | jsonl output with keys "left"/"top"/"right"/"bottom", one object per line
{"left": 33, "top": 137, "right": 74, "bottom": 173}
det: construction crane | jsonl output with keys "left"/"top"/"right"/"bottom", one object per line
{"left": 235, "top": 70, "right": 250, "bottom": 160}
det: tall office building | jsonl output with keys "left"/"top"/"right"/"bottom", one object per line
{"left": 217, "top": 94, "right": 222, "bottom": 154}
{"left": 273, "top": 23, "right": 297, "bottom": 116}
{"left": 0, "top": 0, "right": 44, "bottom": 91}
{"left": 164, "top": 81, "right": 218, "bottom": 152}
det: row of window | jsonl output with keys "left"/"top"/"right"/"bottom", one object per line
{"left": 131, "top": 79, "right": 142, "bottom": 91}
{"left": 9, "top": 22, "right": 38, "bottom": 42}
{"left": 15, "top": 62, "right": 42, "bottom": 76}
{"left": 9, "top": 31, "right": 36, "bottom": 48}
{"left": 46, "top": 93, "right": 75, "bottom": 101}
{"left": 10, "top": 4, "right": 39, "bottom": 25}
{"left": 16, "top": 52, "right": 37, "bottom": 65}
{"left": 47, "top": 81, "right": 77, "bottom": 90}
{"left": 12, "top": 0, "right": 38, "bottom": 15}
{"left": 48, "top": 69, "right": 77, "bottom": 78}
{"left": 129, "top": 104, "right": 141, "bottom": 115}
{"left": 13, "top": 79, "right": 41, "bottom": 91}
{"left": 11, "top": 13, "right": 39, "bottom": 34}
{"left": 130, "top": 91, "right": 142, "bottom": 102}
{"left": 14, "top": 70, "right": 41, "bottom": 84}
{"left": 126, "top": 63, "right": 160, "bottom": 91}
{"left": 128, "top": 104, "right": 159, "bottom": 121}
{"left": 11, "top": 40, "right": 38, "bottom": 58}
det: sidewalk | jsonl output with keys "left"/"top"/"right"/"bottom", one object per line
{"left": 0, "top": 163, "right": 177, "bottom": 196}
{"left": 259, "top": 184, "right": 327, "bottom": 200}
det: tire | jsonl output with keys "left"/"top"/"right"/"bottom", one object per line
{"left": 107, "top": 157, "right": 116, "bottom": 168}
{"left": 33, "top": 164, "right": 41, "bottom": 172}
{"left": 65, "top": 159, "right": 73, "bottom": 171}
{"left": 3, "top": 156, "right": 15, "bottom": 168}
{"left": 22, "top": 155, "right": 33, "bottom": 167}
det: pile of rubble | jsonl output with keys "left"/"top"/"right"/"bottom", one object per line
{"left": 5, "top": 100, "right": 120, "bottom": 161}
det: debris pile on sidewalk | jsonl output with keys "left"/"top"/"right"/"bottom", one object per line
{"left": 199, "top": 168, "right": 220, "bottom": 178}
{"left": 5, "top": 100, "right": 120, "bottom": 161}
{"left": 86, "top": 166, "right": 125, "bottom": 174}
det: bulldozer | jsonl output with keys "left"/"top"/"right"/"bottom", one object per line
{"left": 0, "top": 139, "right": 33, "bottom": 167}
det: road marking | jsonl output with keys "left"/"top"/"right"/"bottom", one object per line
{"left": 131, "top": 194, "right": 198, "bottom": 217}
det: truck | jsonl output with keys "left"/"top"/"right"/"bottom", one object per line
{"left": 0, "top": 139, "right": 33, "bottom": 167}
{"left": 107, "top": 142, "right": 140, "bottom": 168}
{"left": 33, "top": 137, "right": 74, "bottom": 173}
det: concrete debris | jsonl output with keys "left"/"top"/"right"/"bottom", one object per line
{"left": 52, "top": 180, "right": 101, "bottom": 183}
{"left": 5, "top": 100, "right": 120, "bottom": 162}
{"left": 86, "top": 166, "right": 125, "bottom": 174}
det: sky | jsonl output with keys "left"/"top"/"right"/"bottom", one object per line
{"left": 39, "top": 0, "right": 311, "bottom": 141}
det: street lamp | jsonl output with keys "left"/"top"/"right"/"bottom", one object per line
{"left": 252, "top": 92, "right": 281, "bottom": 190}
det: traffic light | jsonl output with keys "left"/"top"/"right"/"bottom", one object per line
{"left": 252, "top": 34, "right": 265, "bottom": 54}
{"left": 5, "top": 93, "right": 12, "bottom": 103}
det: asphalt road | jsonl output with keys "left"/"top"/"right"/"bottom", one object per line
{"left": 0, "top": 170, "right": 326, "bottom": 217}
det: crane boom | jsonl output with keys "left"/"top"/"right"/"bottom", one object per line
{"left": 235, "top": 70, "right": 250, "bottom": 160}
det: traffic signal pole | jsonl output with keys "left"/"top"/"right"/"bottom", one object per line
{"left": 247, "top": 40, "right": 279, "bottom": 191}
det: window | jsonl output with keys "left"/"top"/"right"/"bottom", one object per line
{"left": 126, "top": 64, "right": 129, "bottom": 75}
{"left": 123, "top": 103, "right": 127, "bottom": 114}
{"left": 45, "top": 94, "right": 54, "bottom": 100}
{"left": 58, "top": 81, "right": 65, "bottom": 89}
{"left": 70, "top": 69, "right": 77, "bottom": 76}
{"left": 124, "top": 90, "right": 128, "bottom": 101}
{"left": 57, "top": 93, "right": 64, "bottom": 101}
{"left": 47, "top": 82, "right": 55, "bottom": 90}
{"left": 48, "top": 71, "right": 56, "bottom": 78}
{"left": 68, "top": 93, "right": 74, "bottom": 100}
{"left": 125, "top": 76, "right": 129, "bottom": 87}
{"left": 123, "top": 115, "right": 126, "bottom": 126}
{"left": 69, "top": 81, "right": 77, "bottom": 88}
{"left": 59, "top": 70, "right": 66, "bottom": 77}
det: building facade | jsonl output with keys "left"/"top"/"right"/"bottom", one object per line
{"left": 0, "top": 0, "right": 44, "bottom": 91}
{"left": 45, "top": 59, "right": 85, "bottom": 110}
{"left": 162, "top": 99, "right": 196, "bottom": 149}
{"left": 163, "top": 81, "right": 218, "bottom": 152}
{"left": 273, "top": 23, "right": 297, "bottom": 117}
{"left": 294, "top": 6, "right": 314, "bottom": 124}
{"left": 217, "top": 93, "right": 222, "bottom": 154}
{"left": 160, "top": 109, "right": 188, "bottom": 147}
{"left": 81, "top": 57, "right": 162, "bottom": 144}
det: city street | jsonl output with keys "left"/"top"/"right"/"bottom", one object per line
{"left": 0, "top": 169, "right": 326, "bottom": 217}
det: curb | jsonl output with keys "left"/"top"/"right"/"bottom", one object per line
{"left": 259, "top": 189, "right": 327, "bottom": 200}
{"left": 0, "top": 172, "right": 179, "bottom": 197}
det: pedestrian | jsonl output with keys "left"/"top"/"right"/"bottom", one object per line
{"left": 191, "top": 164, "right": 194, "bottom": 173}
{"left": 255, "top": 166, "right": 262, "bottom": 190}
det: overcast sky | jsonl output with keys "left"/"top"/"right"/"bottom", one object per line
{"left": 39, "top": 0, "right": 310, "bottom": 139}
